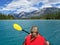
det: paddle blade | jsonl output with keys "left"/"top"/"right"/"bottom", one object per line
{"left": 13, "top": 23, "right": 22, "bottom": 31}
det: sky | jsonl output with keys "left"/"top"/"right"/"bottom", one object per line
{"left": 0, "top": 0, "right": 60, "bottom": 14}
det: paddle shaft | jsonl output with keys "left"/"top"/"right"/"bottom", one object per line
{"left": 22, "top": 29, "right": 30, "bottom": 34}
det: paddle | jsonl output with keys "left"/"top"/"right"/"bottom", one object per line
{"left": 13, "top": 23, "right": 30, "bottom": 34}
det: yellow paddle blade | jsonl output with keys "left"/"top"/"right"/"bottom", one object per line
{"left": 13, "top": 23, "right": 22, "bottom": 31}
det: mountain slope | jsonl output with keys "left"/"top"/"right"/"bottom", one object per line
{"left": 13, "top": 7, "right": 60, "bottom": 19}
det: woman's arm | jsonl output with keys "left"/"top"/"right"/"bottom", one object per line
{"left": 45, "top": 41, "right": 50, "bottom": 45}
{"left": 22, "top": 40, "right": 25, "bottom": 45}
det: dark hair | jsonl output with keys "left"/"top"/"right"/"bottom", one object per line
{"left": 30, "top": 26, "right": 39, "bottom": 32}
{"left": 30, "top": 26, "right": 39, "bottom": 34}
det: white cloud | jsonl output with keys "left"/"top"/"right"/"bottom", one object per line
{"left": 1, "top": 0, "right": 60, "bottom": 14}
{"left": 57, "top": 6, "right": 60, "bottom": 8}
{"left": 1, "top": 0, "right": 45, "bottom": 13}
{"left": 52, "top": 5, "right": 60, "bottom": 8}
{"left": 14, "top": 7, "right": 38, "bottom": 14}
{"left": 2, "top": 0, "right": 32, "bottom": 10}
{"left": 41, "top": 4, "right": 52, "bottom": 9}
{"left": 27, "top": 0, "right": 48, "bottom": 4}
{"left": 48, "top": 0, "right": 60, "bottom": 3}
{"left": 40, "top": 0, "right": 60, "bottom": 8}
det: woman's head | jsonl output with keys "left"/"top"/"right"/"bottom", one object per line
{"left": 30, "top": 26, "right": 39, "bottom": 37}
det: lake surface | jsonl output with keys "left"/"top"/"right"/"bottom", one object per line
{"left": 0, "top": 20, "right": 60, "bottom": 45}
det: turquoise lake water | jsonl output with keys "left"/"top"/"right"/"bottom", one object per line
{"left": 0, "top": 20, "right": 60, "bottom": 45}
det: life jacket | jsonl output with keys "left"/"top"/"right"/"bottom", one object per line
{"left": 24, "top": 34, "right": 46, "bottom": 45}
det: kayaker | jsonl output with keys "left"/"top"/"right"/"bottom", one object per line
{"left": 23, "top": 26, "right": 49, "bottom": 45}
